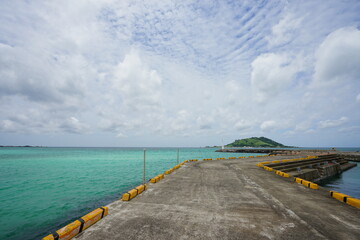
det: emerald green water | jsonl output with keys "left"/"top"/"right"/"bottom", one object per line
{"left": 0, "top": 147, "right": 257, "bottom": 240}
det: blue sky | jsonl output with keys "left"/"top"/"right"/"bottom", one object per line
{"left": 0, "top": 0, "right": 359, "bottom": 147}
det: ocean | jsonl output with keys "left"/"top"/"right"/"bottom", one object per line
{"left": 0, "top": 147, "right": 259, "bottom": 240}
{"left": 318, "top": 163, "right": 360, "bottom": 199}
{"left": 0, "top": 147, "right": 358, "bottom": 240}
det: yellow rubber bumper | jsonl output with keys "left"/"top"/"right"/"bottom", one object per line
{"left": 150, "top": 176, "right": 159, "bottom": 183}
{"left": 122, "top": 188, "right": 138, "bottom": 201}
{"left": 122, "top": 184, "right": 147, "bottom": 201}
{"left": 347, "top": 198, "right": 360, "bottom": 209}
{"left": 275, "top": 171, "right": 290, "bottom": 178}
{"left": 294, "top": 178, "right": 318, "bottom": 189}
{"left": 263, "top": 166, "right": 273, "bottom": 171}
{"left": 330, "top": 191, "right": 360, "bottom": 208}
{"left": 330, "top": 191, "right": 349, "bottom": 202}
{"left": 42, "top": 207, "right": 108, "bottom": 240}
{"left": 135, "top": 184, "right": 147, "bottom": 194}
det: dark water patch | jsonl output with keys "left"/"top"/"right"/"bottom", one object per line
{"left": 319, "top": 165, "right": 360, "bottom": 199}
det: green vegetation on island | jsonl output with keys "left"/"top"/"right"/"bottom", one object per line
{"left": 226, "top": 137, "right": 292, "bottom": 148}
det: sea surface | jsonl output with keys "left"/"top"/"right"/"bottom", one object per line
{"left": 0, "top": 147, "right": 359, "bottom": 240}
{"left": 319, "top": 163, "right": 360, "bottom": 199}
{"left": 0, "top": 147, "right": 261, "bottom": 240}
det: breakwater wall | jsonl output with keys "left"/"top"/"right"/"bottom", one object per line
{"left": 218, "top": 148, "right": 360, "bottom": 163}
{"left": 216, "top": 148, "right": 337, "bottom": 155}
{"left": 260, "top": 154, "right": 357, "bottom": 182}
{"left": 257, "top": 158, "right": 360, "bottom": 208}
{"left": 338, "top": 153, "right": 360, "bottom": 162}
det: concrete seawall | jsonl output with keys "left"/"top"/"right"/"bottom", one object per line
{"left": 76, "top": 155, "right": 360, "bottom": 240}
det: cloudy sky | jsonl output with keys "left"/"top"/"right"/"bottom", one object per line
{"left": 0, "top": 0, "right": 359, "bottom": 147}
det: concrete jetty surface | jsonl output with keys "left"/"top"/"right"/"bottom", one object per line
{"left": 76, "top": 155, "right": 360, "bottom": 240}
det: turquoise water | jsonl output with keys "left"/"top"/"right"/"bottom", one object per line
{"left": 0, "top": 147, "right": 260, "bottom": 240}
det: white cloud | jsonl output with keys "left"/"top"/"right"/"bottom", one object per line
{"left": 235, "top": 120, "right": 254, "bottom": 131}
{"left": 295, "top": 121, "right": 313, "bottom": 132}
{"left": 116, "top": 132, "right": 127, "bottom": 138}
{"left": 313, "top": 27, "right": 360, "bottom": 88}
{"left": 260, "top": 120, "right": 277, "bottom": 131}
{"left": 0, "top": 43, "right": 89, "bottom": 105}
{"left": 318, "top": 117, "right": 348, "bottom": 129}
{"left": 251, "top": 53, "right": 303, "bottom": 102}
{"left": 268, "top": 13, "right": 303, "bottom": 47}
{"left": 60, "top": 117, "right": 89, "bottom": 134}
{"left": 0, "top": 119, "right": 16, "bottom": 133}
{"left": 196, "top": 115, "right": 213, "bottom": 131}
{"left": 338, "top": 126, "right": 360, "bottom": 133}
{"left": 356, "top": 93, "right": 360, "bottom": 102}
{"left": 0, "top": 110, "right": 89, "bottom": 134}
{"left": 112, "top": 49, "right": 163, "bottom": 112}
{"left": 0, "top": 1, "right": 360, "bottom": 147}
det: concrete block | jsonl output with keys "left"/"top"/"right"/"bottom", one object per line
{"left": 42, "top": 220, "right": 81, "bottom": 240}
{"left": 122, "top": 189, "right": 138, "bottom": 201}
{"left": 135, "top": 184, "right": 146, "bottom": 194}
{"left": 80, "top": 207, "right": 108, "bottom": 232}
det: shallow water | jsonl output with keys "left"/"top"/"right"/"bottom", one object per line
{"left": 0, "top": 147, "right": 258, "bottom": 240}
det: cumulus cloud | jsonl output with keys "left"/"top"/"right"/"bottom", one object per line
{"left": 0, "top": 42, "right": 88, "bottom": 105}
{"left": 260, "top": 120, "right": 277, "bottom": 131}
{"left": 251, "top": 53, "right": 303, "bottom": 102}
{"left": 116, "top": 132, "right": 127, "bottom": 138}
{"left": 0, "top": 112, "right": 89, "bottom": 134}
{"left": 0, "top": 109, "right": 51, "bottom": 134}
{"left": 0, "top": 1, "right": 360, "bottom": 146}
{"left": 235, "top": 120, "right": 254, "bottom": 131}
{"left": 59, "top": 117, "right": 89, "bottom": 134}
{"left": 318, "top": 117, "right": 348, "bottom": 129}
{"left": 196, "top": 115, "right": 213, "bottom": 130}
{"left": 268, "top": 13, "right": 303, "bottom": 47}
{"left": 0, "top": 120, "right": 17, "bottom": 133}
{"left": 112, "top": 50, "right": 163, "bottom": 112}
{"left": 338, "top": 126, "right": 360, "bottom": 133}
{"left": 313, "top": 27, "right": 360, "bottom": 88}
{"left": 295, "top": 121, "right": 313, "bottom": 132}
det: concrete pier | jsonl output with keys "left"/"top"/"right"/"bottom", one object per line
{"left": 76, "top": 155, "right": 360, "bottom": 240}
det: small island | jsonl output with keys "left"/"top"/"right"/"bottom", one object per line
{"left": 225, "top": 137, "right": 292, "bottom": 148}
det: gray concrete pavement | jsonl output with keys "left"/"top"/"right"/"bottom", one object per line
{"left": 76, "top": 156, "right": 360, "bottom": 240}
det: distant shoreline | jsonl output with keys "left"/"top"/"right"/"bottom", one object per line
{"left": 0, "top": 145, "right": 44, "bottom": 148}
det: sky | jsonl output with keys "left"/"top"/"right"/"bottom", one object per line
{"left": 0, "top": 0, "right": 359, "bottom": 147}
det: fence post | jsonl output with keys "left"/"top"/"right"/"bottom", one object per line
{"left": 143, "top": 148, "right": 146, "bottom": 185}
{"left": 177, "top": 148, "right": 179, "bottom": 164}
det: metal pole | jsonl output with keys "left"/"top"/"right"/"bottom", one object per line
{"left": 177, "top": 148, "right": 179, "bottom": 164}
{"left": 143, "top": 148, "right": 146, "bottom": 185}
